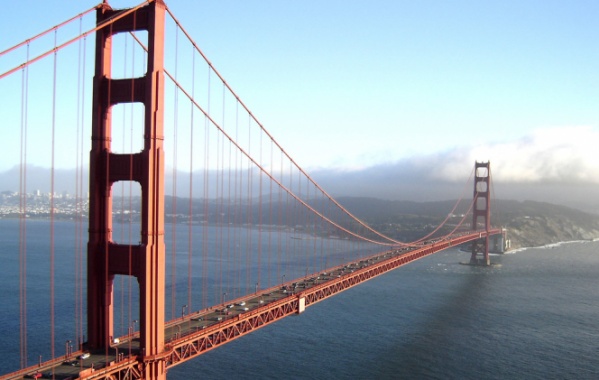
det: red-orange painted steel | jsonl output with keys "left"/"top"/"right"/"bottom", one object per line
{"left": 87, "top": 1, "right": 167, "bottom": 379}
{"left": 470, "top": 161, "right": 492, "bottom": 265}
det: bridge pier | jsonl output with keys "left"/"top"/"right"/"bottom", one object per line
{"left": 469, "top": 162, "right": 492, "bottom": 266}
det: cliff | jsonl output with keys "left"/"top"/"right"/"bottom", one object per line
{"left": 492, "top": 200, "right": 599, "bottom": 249}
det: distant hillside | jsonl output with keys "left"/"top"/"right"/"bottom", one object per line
{"left": 160, "top": 195, "right": 599, "bottom": 249}
{"left": 161, "top": 196, "right": 599, "bottom": 249}
{"left": 488, "top": 200, "right": 599, "bottom": 249}
{"left": 334, "top": 197, "right": 599, "bottom": 249}
{"left": 4, "top": 187, "right": 597, "bottom": 249}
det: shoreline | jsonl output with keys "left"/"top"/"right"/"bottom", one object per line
{"left": 505, "top": 238, "right": 599, "bottom": 254}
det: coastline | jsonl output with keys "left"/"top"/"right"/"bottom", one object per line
{"left": 505, "top": 238, "right": 599, "bottom": 254}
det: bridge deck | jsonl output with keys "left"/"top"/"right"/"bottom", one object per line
{"left": 2, "top": 229, "right": 501, "bottom": 380}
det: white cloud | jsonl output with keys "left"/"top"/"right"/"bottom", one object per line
{"left": 429, "top": 126, "right": 599, "bottom": 183}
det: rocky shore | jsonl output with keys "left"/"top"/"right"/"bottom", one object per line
{"left": 494, "top": 200, "right": 599, "bottom": 250}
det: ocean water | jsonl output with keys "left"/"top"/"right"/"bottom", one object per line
{"left": 1, "top": 219, "right": 599, "bottom": 379}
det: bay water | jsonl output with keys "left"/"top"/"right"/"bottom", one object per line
{"left": 168, "top": 240, "right": 599, "bottom": 379}
{"left": 1, "top": 219, "right": 598, "bottom": 379}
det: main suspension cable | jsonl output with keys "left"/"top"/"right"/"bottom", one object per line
{"left": 0, "top": 1, "right": 150, "bottom": 80}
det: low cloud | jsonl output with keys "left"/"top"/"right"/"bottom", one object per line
{"left": 428, "top": 126, "right": 599, "bottom": 183}
{"left": 310, "top": 126, "right": 599, "bottom": 212}
{"left": 2, "top": 127, "right": 598, "bottom": 213}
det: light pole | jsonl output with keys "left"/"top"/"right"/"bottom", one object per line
{"left": 221, "top": 292, "right": 227, "bottom": 308}
{"left": 128, "top": 319, "right": 138, "bottom": 356}
{"left": 65, "top": 340, "right": 72, "bottom": 359}
{"left": 255, "top": 282, "right": 259, "bottom": 294}
{"left": 129, "top": 319, "right": 138, "bottom": 337}
{"left": 111, "top": 337, "right": 119, "bottom": 362}
{"left": 181, "top": 304, "right": 188, "bottom": 320}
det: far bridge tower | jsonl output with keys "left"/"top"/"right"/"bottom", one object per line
{"left": 470, "top": 161, "right": 491, "bottom": 265}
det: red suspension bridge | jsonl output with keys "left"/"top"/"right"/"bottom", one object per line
{"left": 0, "top": 1, "right": 503, "bottom": 379}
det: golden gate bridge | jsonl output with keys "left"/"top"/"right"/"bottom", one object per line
{"left": 0, "top": 1, "right": 502, "bottom": 379}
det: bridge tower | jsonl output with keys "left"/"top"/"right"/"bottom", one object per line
{"left": 87, "top": 1, "right": 167, "bottom": 379}
{"left": 470, "top": 161, "right": 492, "bottom": 265}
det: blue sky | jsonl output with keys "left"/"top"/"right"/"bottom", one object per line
{"left": 1, "top": 0, "right": 598, "bottom": 186}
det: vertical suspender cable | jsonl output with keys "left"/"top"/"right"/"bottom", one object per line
{"left": 277, "top": 147, "right": 282, "bottom": 284}
{"left": 49, "top": 28, "right": 58, "bottom": 368}
{"left": 201, "top": 67, "right": 211, "bottom": 309}
{"left": 311, "top": 184, "right": 317, "bottom": 275}
{"left": 227, "top": 93, "right": 237, "bottom": 300}
{"left": 216, "top": 82, "right": 223, "bottom": 302}
{"left": 188, "top": 44, "right": 195, "bottom": 311}
{"left": 298, "top": 164, "right": 304, "bottom": 279}
{"left": 288, "top": 162, "right": 293, "bottom": 276}
{"left": 246, "top": 113, "right": 252, "bottom": 293}
{"left": 171, "top": 25, "right": 179, "bottom": 321}
{"left": 257, "top": 121, "right": 263, "bottom": 293}
{"left": 201, "top": 112, "right": 207, "bottom": 309}
{"left": 233, "top": 102, "right": 240, "bottom": 293}
{"left": 226, "top": 97, "right": 233, "bottom": 299}
{"left": 315, "top": 185, "right": 320, "bottom": 271}
{"left": 78, "top": 30, "right": 87, "bottom": 348}
{"left": 19, "top": 42, "right": 30, "bottom": 370}
{"left": 171, "top": 28, "right": 179, "bottom": 319}
{"left": 308, "top": 181, "right": 313, "bottom": 276}
{"left": 75, "top": 15, "right": 85, "bottom": 348}
{"left": 268, "top": 139, "right": 273, "bottom": 288}
{"left": 221, "top": 87, "right": 227, "bottom": 296}
{"left": 219, "top": 82, "right": 227, "bottom": 298}
{"left": 277, "top": 150, "right": 283, "bottom": 288}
